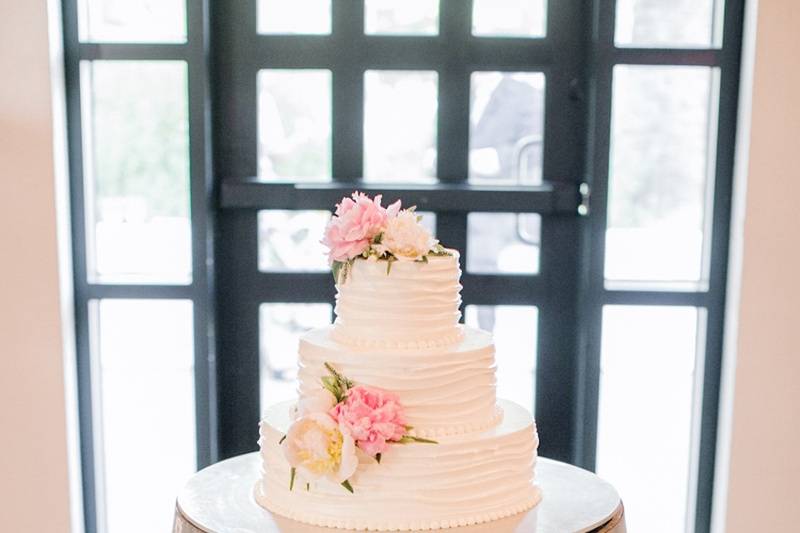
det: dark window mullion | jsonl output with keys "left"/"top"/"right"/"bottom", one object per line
{"left": 611, "top": 48, "right": 722, "bottom": 67}
{"left": 212, "top": 0, "right": 262, "bottom": 459}
{"left": 62, "top": 0, "right": 99, "bottom": 529}
{"left": 331, "top": 0, "right": 364, "bottom": 180}
{"left": 434, "top": 1, "right": 471, "bottom": 285}
{"left": 532, "top": 0, "right": 589, "bottom": 463}
{"left": 577, "top": 0, "right": 615, "bottom": 472}
{"left": 602, "top": 290, "right": 710, "bottom": 307}
{"left": 693, "top": 0, "right": 746, "bottom": 530}
{"left": 85, "top": 284, "right": 194, "bottom": 299}
{"left": 437, "top": 0, "right": 471, "bottom": 185}
{"left": 461, "top": 274, "right": 545, "bottom": 305}
{"left": 219, "top": 180, "right": 575, "bottom": 213}
{"left": 77, "top": 42, "right": 189, "bottom": 61}
{"left": 186, "top": 0, "right": 216, "bottom": 469}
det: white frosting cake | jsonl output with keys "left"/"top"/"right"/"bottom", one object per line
{"left": 256, "top": 250, "right": 541, "bottom": 530}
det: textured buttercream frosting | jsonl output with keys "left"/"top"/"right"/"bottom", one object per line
{"left": 257, "top": 400, "right": 540, "bottom": 531}
{"left": 332, "top": 252, "right": 463, "bottom": 347}
{"left": 257, "top": 242, "right": 541, "bottom": 530}
{"left": 299, "top": 326, "right": 500, "bottom": 438}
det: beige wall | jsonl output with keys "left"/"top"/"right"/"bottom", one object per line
{"left": 718, "top": 0, "right": 800, "bottom": 531}
{"left": 0, "top": 0, "right": 74, "bottom": 531}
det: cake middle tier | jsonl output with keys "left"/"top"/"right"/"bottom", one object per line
{"left": 298, "top": 326, "right": 500, "bottom": 438}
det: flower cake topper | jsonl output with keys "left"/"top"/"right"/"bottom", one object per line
{"left": 280, "top": 363, "right": 436, "bottom": 494}
{"left": 321, "top": 191, "right": 450, "bottom": 283}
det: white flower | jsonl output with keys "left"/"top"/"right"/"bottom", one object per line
{"left": 378, "top": 210, "right": 437, "bottom": 262}
{"left": 294, "top": 388, "right": 337, "bottom": 419}
{"left": 282, "top": 413, "right": 359, "bottom": 484}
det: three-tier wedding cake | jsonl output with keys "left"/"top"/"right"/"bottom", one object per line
{"left": 255, "top": 192, "right": 541, "bottom": 530}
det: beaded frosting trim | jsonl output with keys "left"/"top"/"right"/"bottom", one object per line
{"left": 409, "top": 405, "right": 504, "bottom": 439}
{"left": 255, "top": 484, "right": 542, "bottom": 531}
{"left": 330, "top": 327, "right": 465, "bottom": 350}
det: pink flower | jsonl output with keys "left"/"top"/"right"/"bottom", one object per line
{"left": 321, "top": 192, "right": 401, "bottom": 264}
{"left": 330, "top": 385, "right": 407, "bottom": 457}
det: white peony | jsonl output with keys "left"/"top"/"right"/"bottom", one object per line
{"left": 294, "top": 388, "right": 337, "bottom": 420}
{"left": 379, "top": 210, "right": 438, "bottom": 262}
{"left": 282, "top": 413, "right": 359, "bottom": 484}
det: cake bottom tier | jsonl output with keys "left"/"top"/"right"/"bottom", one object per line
{"left": 255, "top": 399, "right": 541, "bottom": 531}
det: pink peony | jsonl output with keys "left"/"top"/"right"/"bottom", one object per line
{"left": 330, "top": 385, "right": 407, "bottom": 457}
{"left": 321, "top": 192, "right": 401, "bottom": 264}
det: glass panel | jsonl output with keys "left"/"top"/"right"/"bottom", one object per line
{"left": 78, "top": 0, "right": 186, "bottom": 42}
{"left": 606, "top": 66, "right": 718, "bottom": 288}
{"left": 260, "top": 304, "right": 333, "bottom": 411}
{"left": 465, "top": 305, "right": 538, "bottom": 413}
{"left": 365, "top": 0, "right": 439, "bottom": 35}
{"left": 467, "top": 213, "right": 540, "bottom": 274}
{"left": 364, "top": 70, "right": 438, "bottom": 182}
{"left": 469, "top": 72, "right": 545, "bottom": 184}
{"left": 597, "top": 305, "right": 702, "bottom": 533}
{"left": 417, "top": 211, "right": 437, "bottom": 237}
{"left": 258, "top": 210, "right": 331, "bottom": 272}
{"left": 258, "top": 69, "right": 332, "bottom": 181}
{"left": 83, "top": 61, "right": 191, "bottom": 284}
{"left": 472, "top": 0, "right": 547, "bottom": 38}
{"left": 92, "top": 299, "right": 195, "bottom": 533}
{"left": 615, "top": 0, "right": 721, "bottom": 48}
{"left": 257, "top": 0, "right": 331, "bottom": 35}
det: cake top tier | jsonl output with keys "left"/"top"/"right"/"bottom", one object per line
{"left": 321, "top": 192, "right": 463, "bottom": 347}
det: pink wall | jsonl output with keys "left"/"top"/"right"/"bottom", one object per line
{"left": 719, "top": 0, "right": 800, "bottom": 530}
{"left": 0, "top": 0, "right": 74, "bottom": 531}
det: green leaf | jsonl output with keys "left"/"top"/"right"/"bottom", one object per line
{"left": 289, "top": 467, "right": 297, "bottom": 491}
{"left": 373, "top": 232, "right": 383, "bottom": 245}
{"left": 341, "top": 479, "right": 354, "bottom": 493}
{"left": 404, "top": 425, "right": 414, "bottom": 431}
{"left": 331, "top": 261, "right": 343, "bottom": 284}
{"left": 398, "top": 435, "right": 439, "bottom": 445}
{"left": 320, "top": 376, "right": 343, "bottom": 402}
{"left": 278, "top": 435, "right": 286, "bottom": 445}
{"left": 325, "top": 362, "right": 353, "bottom": 390}
{"left": 386, "top": 256, "right": 396, "bottom": 275}
{"left": 375, "top": 453, "right": 382, "bottom": 464}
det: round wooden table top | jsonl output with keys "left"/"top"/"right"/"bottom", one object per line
{"left": 173, "top": 453, "right": 625, "bottom": 533}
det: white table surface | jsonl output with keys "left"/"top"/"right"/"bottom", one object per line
{"left": 174, "top": 453, "right": 625, "bottom": 533}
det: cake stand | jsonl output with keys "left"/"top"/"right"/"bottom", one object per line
{"left": 173, "top": 453, "right": 625, "bottom": 533}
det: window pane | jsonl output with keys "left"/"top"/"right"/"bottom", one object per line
{"left": 258, "top": 70, "right": 332, "bottom": 181}
{"left": 465, "top": 305, "right": 538, "bottom": 413}
{"left": 364, "top": 70, "right": 438, "bottom": 182}
{"left": 467, "top": 213, "right": 540, "bottom": 274}
{"left": 606, "top": 66, "right": 718, "bottom": 288}
{"left": 78, "top": 0, "right": 186, "bottom": 42}
{"left": 83, "top": 61, "right": 191, "bottom": 284}
{"left": 365, "top": 0, "right": 439, "bottom": 35}
{"left": 472, "top": 0, "right": 547, "bottom": 38}
{"left": 257, "top": 0, "right": 331, "bottom": 35}
{"left": 260, "top": 303, "right": 333, "bottom": 411}
{"left": 597, "top": 305, "right": 702, "bottom": 533}
{"left": 469, "top": 72, "right": 545, "bottom": 184}
{"left": 92, "top": 299, "right": 195, "bottom": 533}
{"left": 417, "top": 211, "right": 437, "bottom": 237}
{"left": 615, "top": 0, "right": 721, "bottom": 48}
{"left": 258, "top": 210, "right": 331, "bottom": 272}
